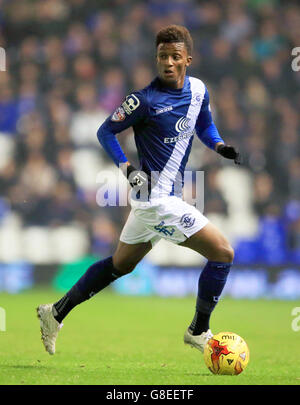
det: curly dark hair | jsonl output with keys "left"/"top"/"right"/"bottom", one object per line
{"left": 156, "top": 25, "right": 193, "bottom": 55}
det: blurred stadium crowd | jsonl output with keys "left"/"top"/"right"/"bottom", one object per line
{"left": 0, "top": 0, "right": 299, "bottom": 265}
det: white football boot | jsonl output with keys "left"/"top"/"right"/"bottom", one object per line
{"left": 184, "top": 328, "right": 213, "bottom": 353}
{"left": 37, "top": 304, "right": 63, "bottom": 355}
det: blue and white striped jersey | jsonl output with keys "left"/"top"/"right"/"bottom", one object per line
{"left": 97, "top": 75, "right": 223, "bottom": 198}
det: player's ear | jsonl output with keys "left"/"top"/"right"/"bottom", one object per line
{"left": 186, "top": 55, "right": 192, "bottom": 67}
{"left": 156, "top": 50, "right": 160, "bottom": 63}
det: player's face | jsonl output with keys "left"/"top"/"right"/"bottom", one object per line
{"left": 156, "top": 42, "right": 192, "bottom": 89}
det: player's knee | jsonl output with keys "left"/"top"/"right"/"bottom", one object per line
{"left": 112, "top": 257, "right": 136, "bottom": 275}
{"left": 217, "top": 244, "right": 234, "bottom": 263}
{"left": 119, "top": 264, "right": 136, "bottom": 275}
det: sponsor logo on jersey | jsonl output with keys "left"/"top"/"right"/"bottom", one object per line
{"left": 111, "top": 106, "right": 126, "bottom": 122}
{"left": 155, "top": 105, "right": 173, "bottom": 115}
{"left": 180, "top": 213, "right": 195, "bottom": 228}
{"left": 163, "top": 116, "right": 194, "bottom": 143}
{"left": 164, "top": 130, "right": 195, "bottom": 144}
{"left": 122, "top": 94, "right": 140, "bottom": 115}
{"left": 175, "top": 116, "right": 191, "bottom": 133}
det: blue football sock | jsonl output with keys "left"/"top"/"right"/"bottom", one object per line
{"left": 53, "top": 256, "right": 122, "bottom": 323}
{"left": 190, "top": 261, "right": 231, "bottom": 335}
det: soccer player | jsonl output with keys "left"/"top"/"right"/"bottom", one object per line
{"left": 37, "top": 25, "right": 240, "bottom": 355}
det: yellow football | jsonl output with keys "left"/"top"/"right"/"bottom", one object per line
{"left": 204, "top": 332, "right": 250, "bottom": 375}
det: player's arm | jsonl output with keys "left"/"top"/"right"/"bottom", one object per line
{"left": 195, "top": 88, "right": 241, "bottom": 165}
{"left": 97, "top": 93, "right": 149, "bottom": 187}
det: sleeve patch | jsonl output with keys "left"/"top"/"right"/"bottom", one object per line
{"left": 111, "top": 106, "right": 126, "bottom": 122}
{"left": 122, "top": 94, "right": 140, "bottom": 115}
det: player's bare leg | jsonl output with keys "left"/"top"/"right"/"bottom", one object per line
{"left": 179, "top": 222, "right": 234, "bottom": 263}
{"left": 179, "top": 222, "right": 234, "bottom": 352}
{"left": 112, "top": 240, "right": 152, "bottom": 275}
{"left": 37, "top": 240, "right": 152, "bottom": 354}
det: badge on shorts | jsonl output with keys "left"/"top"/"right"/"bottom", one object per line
{"left": 154, "top": 221, "right": 175, "bottom": 236}
{"left": 180, "top": 213, "right": 195, "bottom": 228}
{"left": 111, "top": 106, "right": 126, "bottom": 122}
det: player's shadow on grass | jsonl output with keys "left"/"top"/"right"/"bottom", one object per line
{"left": 185, "top": 372, "right": 212, "bottom": 377}
{"left": 5, "top": 364, "right": 52, "bottom": 370}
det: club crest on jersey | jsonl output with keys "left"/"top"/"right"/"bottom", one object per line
{"left": 175, "top": 116, "right": 191, "bottom": 134}
{"left": 192, "top": 92, "right": 202, "bottom": 105}
{"left": 180, "top": 213, "right": 195, "bottom": 228}
{"left": 111, "top": 106, "right": 126, "bottom": 122}
{"left": 122, "top": 94, "right": 140, "bottom": 115}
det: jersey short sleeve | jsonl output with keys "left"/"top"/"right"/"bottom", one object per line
{"left": 97, "top": 91, "right": 149, "bottom": 166}
{"left": 103, "top": 91, "right": 149, "bottom": 134}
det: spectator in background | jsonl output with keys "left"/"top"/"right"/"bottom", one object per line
{"left": 19, "top": 152, "right": 57, "bottom": 200}
{"left": 204, "top": 167, "right": 228, "bottom": 216}
{"left": 203, "top": 36, "right": 234, "bottom": 82}
{"left": 245, "top": 133, "right": 268, "bottom": 173}
{"left": 70, "top": 82, "right": 107, "bottom": 146}
{"left": 98, "top": 67, "right": 125, "bottom": 112}
{"left": 0, "top": 159, "right": 17, "bottom": 196}
{"left": 221, "top": 2, "right": 253, "bottom": 45}
{"left": 64, "top": 22, "right": 93, "bottom": 57}
{"left": 213, "top": 76, "right": 246, "bottom": 146}
{"left": 244, "top": 76, "right": 270, "bottom": 111}
{"left": 273, "top": 127, "right": 299, "bottom": 188}
{"left": 0, "top": 80, "right": 19, "bottom": 135}
{"left": 252, "top": 171, "right": 282, "bottom": 217}
{"left": 288, "top": 158, "right": 300, "bottom": 201}
{"left": 252, "top": 19, "right": 284, "bottom": 61}
{"left": 261, "top": 57, "right": 288, "bottom": 96}
{"left": 288, "top": 218, "right": 300, "bottom": 262}
{"left": 46, "top": 180, "right": 80, "bottom": 226}
{"left": 233, "top": 40, "right": 260, "bottom": 83}
{"left": 56, "top": 146, "right": 77, "bottom": 189}
{"left": 130, "top": 64, "right": 153, "bottom": 91}
{"left": 90, "top": 215, "right": 119, "bottom": 257}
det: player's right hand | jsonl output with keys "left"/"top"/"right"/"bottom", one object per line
{"left": 126, "top": 165, "right": 149, "bottom": 189}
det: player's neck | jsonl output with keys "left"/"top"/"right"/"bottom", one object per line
{"left": 158, "top": 76, "right": 186, "bottom": 90}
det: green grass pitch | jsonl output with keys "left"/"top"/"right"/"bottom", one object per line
{"left": 0, "top": 288, "right": 299, "bottom": 385}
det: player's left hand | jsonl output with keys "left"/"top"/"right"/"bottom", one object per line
{"left": 217, "top": 144, "right": 242, "bottom": 165}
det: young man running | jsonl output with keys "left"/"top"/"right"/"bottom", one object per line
{"left": 37, "top": 25, "right": 240, "bottom": 355}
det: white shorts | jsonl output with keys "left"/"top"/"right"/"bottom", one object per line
{"left": 120, "top": 196, "right": 209, "bottom": 247}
